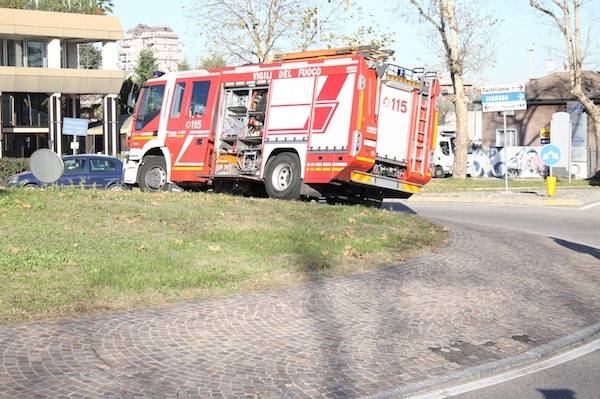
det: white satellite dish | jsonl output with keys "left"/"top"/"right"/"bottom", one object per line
{"left": 29, "top": 149, "right": 64, "bottom": 184}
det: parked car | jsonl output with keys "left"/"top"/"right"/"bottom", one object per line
{"left": 5, "top": 154, "right": 126, "bottom": 190}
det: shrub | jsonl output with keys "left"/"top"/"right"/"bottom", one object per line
{"left": 0, "top": 158, "right": 29, "bottom": 184}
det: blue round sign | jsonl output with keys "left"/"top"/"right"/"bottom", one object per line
{"left": 541, "top": 144, "right": 561, "bottom": 166}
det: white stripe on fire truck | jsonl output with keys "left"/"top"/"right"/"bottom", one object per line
{"left": 322, "top": 58, "right": 356, "bottom": 66}
{"left": 363, "top": 139, "right": 377, "bottom": 147}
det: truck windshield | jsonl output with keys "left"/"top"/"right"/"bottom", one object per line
{"left": 135, "top": 85, "right": 165, "bottom": 130}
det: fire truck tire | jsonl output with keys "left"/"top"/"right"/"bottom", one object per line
{"left": 139, "top": 156, "right": 168, "bottom": 192}
{"left": 264, "top": 153, "right": 302, "bottom": 200}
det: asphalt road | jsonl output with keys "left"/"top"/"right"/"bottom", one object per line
{"left": 386, "top": 199, "right": 600, "bottom": 399}
{"left": 390, "top": 200, "right": 600, "bottom": 249}
{"left": 449, "top": 349, "right": 600, "bottom": 399}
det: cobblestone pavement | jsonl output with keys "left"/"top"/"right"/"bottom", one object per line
{"left": 1, "top": 223, "right": 600, "bottom": 398}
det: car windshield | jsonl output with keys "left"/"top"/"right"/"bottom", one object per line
{"left": 135, "top": 85, "right": 165, "bottom": 130}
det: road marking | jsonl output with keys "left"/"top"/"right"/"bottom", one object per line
{"left": 579, "top": 201, "right": 600, "bottom": 210}
{"left": 410, "top": 337, "right": 600, "bottom": 399}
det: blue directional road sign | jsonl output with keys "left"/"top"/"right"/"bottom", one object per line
{"left": 481, "top": 92, "right": 526, "bottom": 103}
{"left": 541, "top": 144, "right": 561, "bottom": 166}
{"left": 62, "top": 117, "right": 89, "bottom": 137}
{"left": 481, "top": 83, "right": 527, "bottom": 113}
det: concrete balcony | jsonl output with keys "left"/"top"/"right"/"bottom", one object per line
{"left": 0, "top": 66, "right": 126, "bottom": 95}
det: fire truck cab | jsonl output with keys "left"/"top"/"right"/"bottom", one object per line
{"left": 123, "top": 46, "right": 440, "bottom": 203}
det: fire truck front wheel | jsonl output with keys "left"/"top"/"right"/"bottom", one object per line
{"left": 139, "top": 156, "right": 168, "bottom": 192}
{"left": 264, "top": 153, "right": 302, "bottom": 200}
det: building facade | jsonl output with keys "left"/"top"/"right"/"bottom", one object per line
{"left": 482, "top": 72, "right": 600, "bottom": 178}
{"left": 0, "top": 7, "right": 127, "bottom": 158}
{"left": 118, "top": 24, "right": 183, "bottom": 72}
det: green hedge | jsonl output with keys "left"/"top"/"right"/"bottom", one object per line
{"left": 0, "top": 158, "right": 29, "bottom": 184}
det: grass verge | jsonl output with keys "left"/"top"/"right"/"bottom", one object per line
{"left": 0, "top": 189, "right": 447, "bottom": 324}
{"left": 423, "top": 177, "right": 598, "bottom": 193}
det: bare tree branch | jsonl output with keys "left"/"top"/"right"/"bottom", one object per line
{"left": 189, "top": 0, "right": 395, "bottom": 64}
{"left": 406, "top": 0, "right": 497, "bottom": 178}
{"left": 530, "top": 0, "right": 600, "bottom": 173}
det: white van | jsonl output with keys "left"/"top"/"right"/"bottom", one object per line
{"left": 432, "top": 134, "right": 475, "bottom": 178}
{"left": 432, "top": 135, "right": 455, "bottom": 178}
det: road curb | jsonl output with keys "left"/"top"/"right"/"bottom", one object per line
{"left": 363, "top": 321, "right": 600, "bottom": 399}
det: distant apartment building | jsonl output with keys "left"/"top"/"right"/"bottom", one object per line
{"left": 118, "top": 24, "right": 183, "bottom": 72}
{"left": 0, "top": 7, "right": 126, "bottom": 158}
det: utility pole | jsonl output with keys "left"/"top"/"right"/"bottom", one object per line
{"left": 527, "top": 45, "right": 534, "bottom": 80}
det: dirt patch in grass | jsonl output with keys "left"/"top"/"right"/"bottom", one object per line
{"left": 0, "top": 188, "right": 447, "bottom": 324}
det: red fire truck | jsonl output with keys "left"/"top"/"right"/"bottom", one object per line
{"left": 123, "top": 46, "right": 440, "bottom": 203}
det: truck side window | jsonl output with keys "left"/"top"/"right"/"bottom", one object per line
{"left": 440, "top": 141, "right": 450, "bottom": 156}
{"left": 190, "top": 81, "right": 210, "bottom": 117}
{"left": 170, "top": 82, "right": 186, "bottom": 119}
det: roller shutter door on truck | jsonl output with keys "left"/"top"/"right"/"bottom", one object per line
{"left": 376, "top": 83, "right": 414, "bottom": 163}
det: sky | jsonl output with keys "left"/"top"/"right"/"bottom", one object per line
{"left": 113, "top": 0, "right": 599, "bottom": 86}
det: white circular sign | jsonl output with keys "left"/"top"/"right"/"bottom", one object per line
{"left": 29, "top": 149, "right": 64, "bottom": 183}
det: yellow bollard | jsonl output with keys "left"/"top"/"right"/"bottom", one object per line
{"left": 547, "top": 176, "right": 557, "bottom": 197}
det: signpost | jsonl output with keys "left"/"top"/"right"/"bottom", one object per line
{"left": 540, "top": 128, "right": 550, "bottom": 145}
{"left": 481, "top": 83, "right": 527, "bottom": 113}
{"left": 481, "top": 83, "right": 527, "bottom": 193}
{"left": 550, "top": 112, "right": 571, "bottom": 181}
{"left": 541, "top": 144, "right": 561, "bottom": 196}
{"left": 541, "top": 144, "right": 561, "bottom": 167}
{"left": 62, "top": 117, "right": 89, "bottom": 155}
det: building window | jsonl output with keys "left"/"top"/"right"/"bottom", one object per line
{"left": 26, "top": 40, "right": 46, "bottom": 67}
{"left": 11, "top": 93, "right": 49, "bottom": 127}
{"left": 7, "top": 40, "right": 24, "bottom": 67}
{"left": 495, "top": 128, "right": 517, "bottom": 147}
{"left": 0, "top": 39, "right": 4, "bottom": 66}
{"left": 5, "top": 39, "right": 47, "bottom": 67}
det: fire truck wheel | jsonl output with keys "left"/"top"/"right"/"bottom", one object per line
{"left": 264, "top": 153, "right": 302, "bottom": 200}
{"left": 139, "top": 156, "right": 168, "bottom": 192}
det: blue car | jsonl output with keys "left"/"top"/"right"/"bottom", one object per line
{"left": 6, "top": 154, "right": 126, "bottom": 190}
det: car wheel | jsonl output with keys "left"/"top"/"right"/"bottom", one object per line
{"left": 108, "top": 183, "right": 126, "bottom": 191}
{"left": 264, "top": 152, "right": 302, "bottom": 200}
{"left": 138, "top": 156, "right": 168, "bottom": 192}
{"left": 434, "top": 165, "right": 445, "bottom": 178}
{"left": 24, "top": 183, "right": 40, "bottom": 189}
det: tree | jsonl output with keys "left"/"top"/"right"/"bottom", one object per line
{"left": 0, "top": 0, "right": 114, "bottom": 14}
{"left": 177, "top": 59, "right": 191, "bottom": 71}
{"left": 133, "top": 48, "right": 159, "bottom": 85}
{"left": 530, "top": 0, "right": 600, "bottom": 174}
{"left": 198, "top": 54, "right": 227, "bottom": 69}
{"left": 78, "top": 43, "right": 101, "bottom": 69}
{"left": 188, "top": 0, "right": 392, "bottom": 64}
{"left": 406, "top": 0, "right": 497, "bottom": 178}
